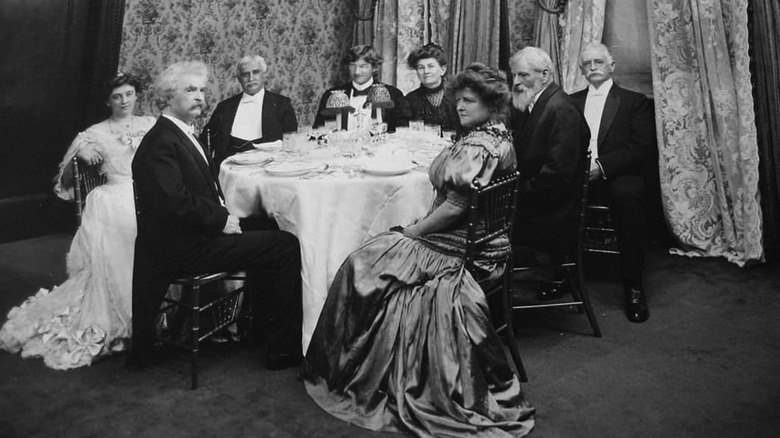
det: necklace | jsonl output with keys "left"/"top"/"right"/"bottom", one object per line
{"left": 109, "top": 116, "right": 135, "bottom": 148}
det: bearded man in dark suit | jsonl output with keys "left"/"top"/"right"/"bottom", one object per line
{"left": 312, "top": 45, "right": 411, "bottom": 132}
{"left": 129, "top": 61, "right": 303, "bottom": 370}
{"left": 509, "top": 47, "right": 590, "bottom": 264}
{"left": 201, "top": 55, "right": 298, "bottom": 165}
{"left": 570, "top": 42, "right": 657, "bottom": 323}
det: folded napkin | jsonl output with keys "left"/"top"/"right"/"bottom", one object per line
{"left": 253, "top": 140, "right": 283, "bottom": 152}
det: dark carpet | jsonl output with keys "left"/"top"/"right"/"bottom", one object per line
{"left": 0, "top": 234, "right": 778, "bottom": 438}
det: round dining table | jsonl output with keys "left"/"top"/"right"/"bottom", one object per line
{"left": 219, "top": 132, "right": 448, "bottom": 350}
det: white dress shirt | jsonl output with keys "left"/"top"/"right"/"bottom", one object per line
{"left": 583, "top": 78, "right": 614, "bottom": 162}
{"left": 231, "top": 89, "right": 265, "bottom": 141}
{"left": 348, "top": 78, "right": 373, "bottom": 131}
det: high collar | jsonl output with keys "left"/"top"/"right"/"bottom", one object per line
{"left": 352, "top": 78, "right": 374, "bottom": 91}
{"left": 588, "top": 78, "right": 614, "bottom": 96}
{"left": 241, "top": 88, "right": 265, "bottom": 103}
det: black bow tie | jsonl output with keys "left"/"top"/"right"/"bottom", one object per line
{"left": 352, "top": 88, "right": 370, "bottom": 97}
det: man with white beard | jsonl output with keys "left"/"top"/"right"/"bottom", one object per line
{"left": 509, "top": 47, "right": 590, "bottom": 299}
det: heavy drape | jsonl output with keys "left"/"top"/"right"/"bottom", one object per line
{"left": 749, "top": 0, "right": 780, "bottom": 258}
{"left": 533, "top": 0, "right": 565, "bottom": 84}
{"left": 647, "top": 0, "right": 763, "bottom": 266}
{"left": 374, "top": 0, "right": 503, "bottom": 93}
{"left": 559, "top": 0, "right": 606, "bottom": 93}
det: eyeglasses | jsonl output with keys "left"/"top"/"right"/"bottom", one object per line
{"left": 580, "top": 59, "right": 607, "bottom": 69}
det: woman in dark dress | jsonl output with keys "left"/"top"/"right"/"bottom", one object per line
{"left": 303, "top": 63, "right": 535, "bottom": 438}
{"left": 405, "top": 43, "right": 460, "bottom": 131}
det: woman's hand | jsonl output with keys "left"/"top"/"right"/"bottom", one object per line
{"left": 402, "top": 225, "right": 421, "bottom": 239}
{"left": 76, "top": 145, "right": 103, "bottom": 166}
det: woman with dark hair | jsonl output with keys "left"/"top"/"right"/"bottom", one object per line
{"left": 313, "top": 44, "right": 411, "bottom": 132}
{"left": 405, "top": 43, "right": 459, "bottom": 130}
{"left": 0, "top": 73, "right": 156, "bottom": 369}
{"left": 303, "top": 63, "right": 535, "bottom": 437}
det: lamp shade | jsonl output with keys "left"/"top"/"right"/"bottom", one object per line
{"left": 322, "top": 90, "right": 352, "bottom": 115}
{"left": 366, "top": 84, "right": 394, "bottom": 109}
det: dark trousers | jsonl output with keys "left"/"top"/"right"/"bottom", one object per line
{"left": 131, "top": 230, "right": 302, "bottom": 358}
{"left": 589, "top": 174, "right": 646, "bottom": 287}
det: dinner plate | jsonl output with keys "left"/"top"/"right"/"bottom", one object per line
{"left": 362, "top": 160, "right": 415, "bottom": 176}
{"left": 226, "top": 152, "right": 273, "bottom": 166}
{"left": 264, "top": 161, "right": 325, "bottom": 177}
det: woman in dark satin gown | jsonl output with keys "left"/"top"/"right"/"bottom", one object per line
{"left": 405, "top": 43, "right": 459, "bottom": 131}
{"left": 303, "top": 63, "right": 535, "bottom": 438}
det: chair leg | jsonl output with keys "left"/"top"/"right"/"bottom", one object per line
{"left": 191, "top": 283, "right": 201, "bottom": 390}
{"left": 502, "top": 280, "right": 528, "bottom": 382}
{"left": 573, "top": 260, "right": 601, "bottom": 338}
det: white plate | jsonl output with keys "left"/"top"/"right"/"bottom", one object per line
{"left": 362, "top": 161, "right": 415, "bottom": 176}
{"left": 264, "top": 161, "right": 325, "bottom": 177}
{"left": 226, "top": 152, "right": 273, "bottom": 166}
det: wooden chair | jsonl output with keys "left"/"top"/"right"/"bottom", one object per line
{"left": 132, "top": 182, "right": 253, "bottom": 390}
{"left": 510, "top": 152, "right": 602, "bottom": 338}
{"left": 464, "top": 171, "right": 528, "bottom": 382}
{"left": 71, "top": 157, "right": 107, "bottom": 224}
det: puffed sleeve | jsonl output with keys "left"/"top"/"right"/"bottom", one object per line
{"left": 440, "top": 134, "right": 501, "bottom": 208}
{"left": 53, "top": 130, "right": 102, "bottom": 201}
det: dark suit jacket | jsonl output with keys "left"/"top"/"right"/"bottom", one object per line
{"left": 512, "top": 82, "right": 590, "bottom": 254}
{"left": 570, "top": 84, "right": 656, "bottom": 179}
{"left": 200, "top": 90, "right": 298, "bottom": 164}
{"left": 133, "top": 116, "right": 229, "bottom": 264}
{"left": 312, "top": 82, "right": 411, "bottom": 132}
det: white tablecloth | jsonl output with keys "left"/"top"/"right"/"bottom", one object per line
{"left": 219, "top": 134, "right": 446, "bottom": 350}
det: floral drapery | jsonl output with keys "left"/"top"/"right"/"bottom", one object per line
{"left": 559, "top": 0, "right": 606, "bottom": 93}
{"left": 648, "top": 0, "right": 763, "bottom": 265}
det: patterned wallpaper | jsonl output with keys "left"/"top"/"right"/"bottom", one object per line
{"left": 118, "top": 0, "right": 356, "bottom": 128}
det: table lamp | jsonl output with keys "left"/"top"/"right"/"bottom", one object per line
{"left": 366, "top": 84, "right": 394, "bottom": 125}
{"left": 322, "top": 90, "right": 352, "bottom": 130}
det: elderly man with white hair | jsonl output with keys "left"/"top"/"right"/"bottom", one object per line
{"left": 201, "top": 55, "right": 298, "bottom": 165}
{"left": 129, "top": 61, "right": 303, "bottom": 371}
{"left": 509, "top": 47, "right": 591, "bottom": 296}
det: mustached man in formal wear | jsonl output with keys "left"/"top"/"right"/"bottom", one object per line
{"left": 509, "top": 47, "right": 591, "bottom": 271}
{"left": 312, "top": 45, "right": 411, "bottom": 132}
{"left": 201, "top": 55, "right": 298, "bottom": 165}
{"left": 570, "top": 42, "right": 657, "bottom": 323}
{"left": 129, "top": 61, "right": 303, "bottom": 370}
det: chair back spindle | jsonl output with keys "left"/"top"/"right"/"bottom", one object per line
{"left": 72, "top": 157, "right": 107, "bottom": 224}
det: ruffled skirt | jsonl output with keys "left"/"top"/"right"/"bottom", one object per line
{"left": 303, "top": 231, "right": 535, "bottom": 437}
{"left": 0, "top": 180, "right": 135, "bottom": 369}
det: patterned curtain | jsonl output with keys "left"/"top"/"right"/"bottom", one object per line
{"left": 559, "top": 0, "right": 606, "bottom": 93}
{"left": 374, "top": 0, "right": 426, "bottom": 93}
{"left": 648, "top": 0, "right": 763, "bottom": 266}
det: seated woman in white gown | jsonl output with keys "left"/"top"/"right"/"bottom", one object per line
{"left": 0, "top": 73, "right": 155, "bottom": 370}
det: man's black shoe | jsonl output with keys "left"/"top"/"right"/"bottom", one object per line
{"left": 536, "top": 280, "right": 568, "bottom": 301}
{"left": 265, "top": 352, "right": 303, "bottom": 371}
{"left": 624, "top": 285, "right": 650, "bottom": 323}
